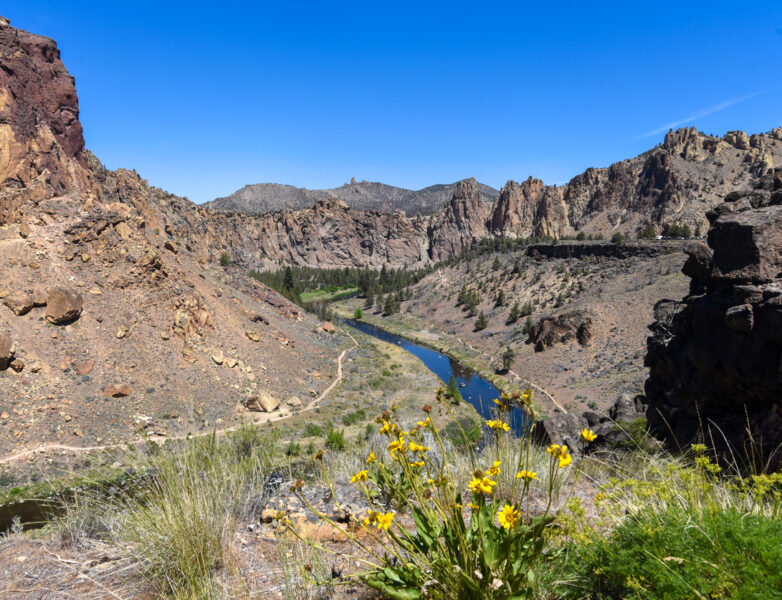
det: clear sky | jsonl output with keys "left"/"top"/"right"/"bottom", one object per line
{"left": 4, "top": 1, "right": 782, "bottom": 203}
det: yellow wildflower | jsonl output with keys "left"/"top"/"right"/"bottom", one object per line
{"left": 516, "top": 470, "right": 538, "bottom": 482}
{"left": 547, "top": 444, "right": 573, "bottom": 468}
{"left": 493, "top": 398, "right": 508, "bottom": 411}
{"left": 468, "top": 502, "right": 480, "bottom": 510}
{"left": 366, "top": 452, "right": 376, "bottom": 465}
{"left": 417, "top": 416, "right": 431, "bottom": 428}
{"left": 411, "top": 460, "right": 425, "bottom": 468}
{"left": 487, "top": 461, "right": 501, "bottom": 476}
{"left": 408, "top": 441, "right": 430, "bottom": 453}
{"left": 486, "top": 419, "right": 510, "bottom": 432}
{"left": 350, "top": 470, "right": 368, "bottom": 484}
{"left": 581, "top": 428, "right": 597, "bottom": 443}
{"left": 379, "top": 421, "right": 394, "bottom": 435}
{"left": 497, "top": 504, "right": 521, "bottom": 530}
{"left": 468, "top": 476, "right": 497, "bottom": 495}
{"left": 363, "top": 510, "right": 377, "bottom": 527}
{"left": 375, "top": 512, "right": 395, "bottom": 531}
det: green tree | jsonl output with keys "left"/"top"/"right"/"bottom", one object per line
{"left": 576, "top": 231, "right": 587, "bottom": 241}
{"left": 508, "top": 301, "right": 521, "bottom": 324}
{"left": 218, "top": 251, "right": 231, "bottom": 266}
{"left": 500, "top": 346, "right": 515, "bottom": 373}
{"left": 492, "top": 256, "right": 501, "bottom": 271}
{"left": 495, "top": 289, "right": 506, "bottom": 307}
{"left": 353, "top": 308, "right": 363, "bottom": 320}
{"left": 474, "top": 311, "right": 488, "bottom": 331}
{"left": 364, "top": 289, "right": 374, "bottom": 309}
{"left": 637, "top": 224, "right": 656, "bottom": 240}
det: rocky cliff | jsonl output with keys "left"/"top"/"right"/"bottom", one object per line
{"left": 198, "top": 126, "right": 782, "bottom": 270}
{"left": 0, "top": 22, "right": 348, "bottom": 454}
{"left": 645, "top": 170, "right": 782, "bottom": 468}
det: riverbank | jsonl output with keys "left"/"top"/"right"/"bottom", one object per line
{"left": 334, "top": 298, "right": 553, "bottom": 416}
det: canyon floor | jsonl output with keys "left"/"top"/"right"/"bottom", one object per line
{"left": 335, "top": 241, "right": 691, "bottom": 415}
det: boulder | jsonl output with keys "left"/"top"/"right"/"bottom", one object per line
{"left": 533, "top": 413, "right": 588, "bottom": 458}
{"left": 682, "top": 242, "right": 713, "bottom": 283}
{"left": 322, "top": 321, "right": 336, "bottom": 333}
{"left": 708, "top": 206, "right": 782, "bottom": 283}
{"left": 724, "top": 304, "right": 753, "bottom": 333}
{"left": 0, "top": 332, "right": 15, "bottom": 370}
{"left": 287, "top": 396, "right": 303, "bottom": 408}
{"left": 243, "top": 392, "right": 280, "bottom": 413}
{"left": 45, "top": 287, "right": 83, "bottom": 324}
{"left": 3, "top": 292, "right": 35, "bottom": 316}
{"left": 211, "top": 350, "right": 224, "bottom": 365}
{"left": 528, "top": 311, "right": 593, "bottom": 352}
{"left": 104, "top": 384, "right": 131, "bottom": 398}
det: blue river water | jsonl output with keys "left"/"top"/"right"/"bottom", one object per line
{"left": 346, "top": 319, "right": 528, "bottom": 433}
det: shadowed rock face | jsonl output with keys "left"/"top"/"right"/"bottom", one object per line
{"left": 527, "top": 311, "right": 593, "bottom": 352}
{"left": 645, "top": 171, "right": 782, "bottom": 468}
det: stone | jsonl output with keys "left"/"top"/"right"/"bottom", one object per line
{"left": 164, "top": 240, "right": 178, "bottom": 254}
{"left": 32, "top": 288, "right": 47, "bottom": 307}
{"left": 74, "top": 359, "right": 95, "bottom": 375}
{"left": 709, "top": 206, "right": 782, "bottom": 283}
{"left": 322, "top": 321, "right": 336, "bottom": 333}
{"left": 226, "top": 358, "right": 238, "bottom": 369}
{"left": 114, "top": 221, "right": 132, "bottom": 239}
{"left": 0, "top": 332, "right": 15, "bottom": 370}
{"left": 29, "top": 361, "right": 42, "bottom": 373}
{"left": 287, "top": 396, "right": 302, "bottom": 408}
{"left": 682, "top": 242, "right": 713, "bottom": 283}
{"left": 116, "top": 326, "right": 129, "bottom": 339}
{"left": 104, "top": 384, "right": 131, "bottom": 398}
{"left": 9, "top": 358, "right": 24, "bottom": 372}
{"left": 245, "top": 330, "right": 260, "bottom": 342}
{"left": 243, "top": 391, "right": 279, "bottom": 413}
{"left": 527, "top": 311, "right": 593, "bottom": 352}
{"left": 724, "top": 304, "right": 754, "bottom": 333}
{"left": 533, "top": 413, "right": 588, "bottom": 458}
{"left": 3, "top": 292, "right": 35, "bottom": 316}
{"left": 211, "top": 350, "right": 224, "bottom": 365}
{"left": 45, "top": 287, "right": 83, "bottom": 324}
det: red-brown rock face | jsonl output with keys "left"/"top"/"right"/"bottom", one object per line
{"left": 0, "top": 24, "right": 92, "bottom": 224}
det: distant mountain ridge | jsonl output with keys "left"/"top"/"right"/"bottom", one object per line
{"left": 206, "top": 178, "right": 501, "bottom": 215}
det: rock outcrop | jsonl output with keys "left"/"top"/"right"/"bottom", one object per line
{"left": 527, "top": 311, "right": 593, "bottom": 352}
{"left": 645, "top": 171, "right": 782, "bottom": 467}
{"left": 44, "top": 287, "right": 83, "bottom": 324}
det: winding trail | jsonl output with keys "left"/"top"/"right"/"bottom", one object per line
{"left": 453, "top": 335, "right": 566, "bottom": 414}
{"left": 0, "top": 330, "right": 360, "bottom": 465}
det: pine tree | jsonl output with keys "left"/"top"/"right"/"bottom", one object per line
{"left": 365, "top": 289, "right": 374, "bottom": 309}
{"left": 492, "top": 256, "right": 501, "bottom": 271}
{"left": 474, "top": 311, "right": 488, "bottom": 331}
{"left": 495, "top": 289, "right": 506, "bottom": 307}
{"left": 508, "top": 301, "right": 521, "bottom": 324}
{"left": 500, "top": 346, "right": 515, "bottom": 373}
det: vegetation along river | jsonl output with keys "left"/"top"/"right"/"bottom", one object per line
{"left": 346, "top": 319, "right": 528, "bottom": 433}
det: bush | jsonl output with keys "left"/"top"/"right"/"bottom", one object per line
{"left": 342, "top": 409, "right": 367, "bottom": 426}
{"left": 304, "top": 423, "right": 324, "bottom": 437}
{"left": 353, "top": 308, "right": 363, "bottom": 320}
{"left": 218, "top": 251, "right": 232, "bottom": 266}
{"left": 568, "top": 507, "right": 782, "bottom": 600}
{"left": 325, "top": 428, "right": 347, "bottom": 451}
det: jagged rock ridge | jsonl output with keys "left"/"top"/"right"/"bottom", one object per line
{"left": 206, "top": 179, "right": 501, "bottom": 216}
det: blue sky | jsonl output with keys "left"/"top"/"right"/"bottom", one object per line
{"left": 4, "top": 1, "right": 782, "bottom": 203}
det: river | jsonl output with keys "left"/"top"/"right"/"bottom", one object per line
{"left": 346, "top": 319, "right": 528, "bottom": 433}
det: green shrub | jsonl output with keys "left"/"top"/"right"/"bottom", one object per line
{"left": 285, "top": 441, "right": 301, "bottom": 457}
{"left": 304, "top": 424, "right": 324, "bottom": 437}
{"left": 567, "top": 507, "right": 782, "bottom": 600}
{"left": 325, "top": 428, "right": 347, "bottom": 451}
{"left": 342, "top": 409, "right": 366, "bottom": 426}
{"left": 218, "top": 251, "right": 232, "bottom": 266}
{"left": 353, "top": 307, "right": 363, "bottom": 320}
